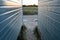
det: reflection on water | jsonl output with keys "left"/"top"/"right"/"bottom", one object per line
{"left": 23, "top": 15, "right": 38, "bottom": 29}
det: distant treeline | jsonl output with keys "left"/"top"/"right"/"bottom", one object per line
{"left": 23, "top": 5, "right": 38, "bottom": 7}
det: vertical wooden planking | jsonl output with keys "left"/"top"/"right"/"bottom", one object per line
{"left": 0, "top": 0, "right": 22, "bottom": 40}
{"left": 38, "top": 0, "right": 60, "bottom": 40}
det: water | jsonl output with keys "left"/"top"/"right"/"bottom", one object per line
{"left": 23, "top": 15, "right": 38, "bottom": 30}
{"left": 23, "top": 15, "right": 38, "bottom": 40}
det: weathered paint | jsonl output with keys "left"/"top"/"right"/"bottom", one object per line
{"left": 38, "top": 0, "right": 60, "bottom": 40}
{"left": 0, "top": 0, "right": 22, "bottom": 40}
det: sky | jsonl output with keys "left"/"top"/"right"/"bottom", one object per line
{"left": 0, "top": 0, "right": 38, "bottom": 6}
{"left": 4, "top": 0, "right": 21, "bottom": 7}
{"left": 23, "top": 0, "right": 38, "bottom": 5}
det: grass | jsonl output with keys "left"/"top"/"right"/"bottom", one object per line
{"left": 23, "top": 7, "right": 38, "bottom": 15}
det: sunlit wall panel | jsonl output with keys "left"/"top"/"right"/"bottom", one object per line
{"left": 0, "top": 0, "right": 22, "bottom": 40}
{"left": 38, "top": 0, "right": 60, "bottom": 40}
